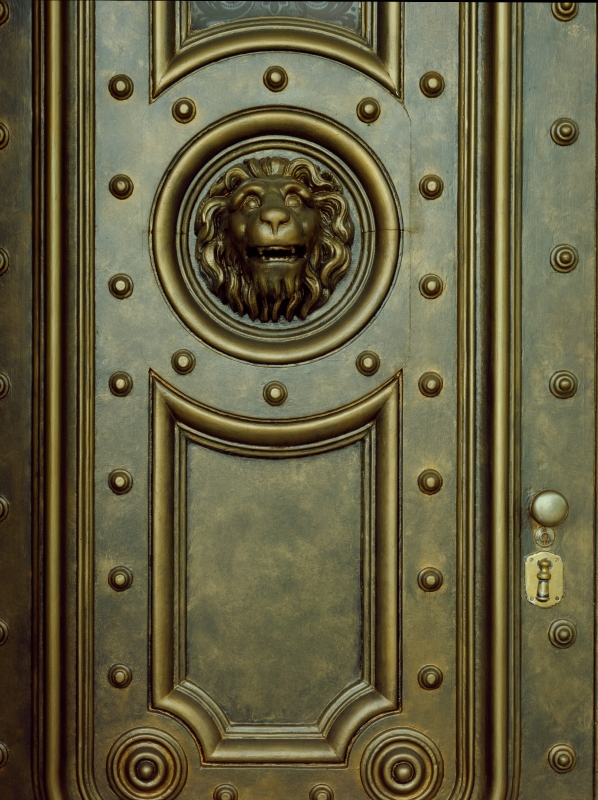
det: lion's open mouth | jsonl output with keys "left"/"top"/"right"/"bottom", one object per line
{"left": 247, "top": 245, "right": 306, "bottom": 262}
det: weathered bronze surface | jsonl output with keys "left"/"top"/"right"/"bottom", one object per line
{"left": 0, "top": 2, "right": 597, "bottom": 799}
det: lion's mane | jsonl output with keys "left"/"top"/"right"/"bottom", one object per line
{"left": 194, "top": 156, "right": 354, "bottom": 322}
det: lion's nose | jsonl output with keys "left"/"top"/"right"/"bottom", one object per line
{"left": 260, "top": 205, "right": 290, "bottom": 235}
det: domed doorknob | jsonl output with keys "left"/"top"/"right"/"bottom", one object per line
{"left": 530, "top": 490, "right": 569, "bottom": 528}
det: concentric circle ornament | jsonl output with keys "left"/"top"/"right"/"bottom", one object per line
{"left": 361, "top": 728, "right": 444, "bottom": 800}
{"left": 107, "top": 728, "right": 187, "bottom": 800}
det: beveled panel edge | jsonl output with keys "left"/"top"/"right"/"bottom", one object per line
{"left": 150, "top": 371, "right": 400, "bottom": 763}
{"left": 150, "top": 1, "right": 402, "bottom": 101}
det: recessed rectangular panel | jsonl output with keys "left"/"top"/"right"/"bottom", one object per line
{"left": 187, "top": 1, "right": 362, "bottom": 32}
{"left": 185, "top": 442, "right": 363, "bottom": 725}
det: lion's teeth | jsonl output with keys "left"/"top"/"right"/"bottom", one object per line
{"left": 258, "top": 247, "right": 264, "bottom": 255}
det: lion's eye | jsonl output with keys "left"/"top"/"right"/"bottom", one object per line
{"left": 285, "top": 193, "right": 303, "bottom": 208}
{"left": 243, "top": 195, "right": 261, "bottom": 210}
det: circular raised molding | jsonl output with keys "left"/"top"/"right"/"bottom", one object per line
{"left": 263, "top": 381, "right": 288, "bottom": 406}
{"left": 417, "top": 665, "right": 443, "bottom": 691}
{"left": 110, "top": 174, "right": 134, "bottom": 200}
{"left": 357, "top": 98, "right": 381, "bottom": 123}
{"left": 418, "top": 470, "right": 443, "bottom": 496}
{"left": 109, "top": 469, "right": 133, "bottom": 495}
{"left": 552, "top": 3, "right": 578, "bottom": 21}
{"left": 0, "top": 741, "right": 8, "bottom": 770}
{"left": 0, "top": 619, "right": 9, "bottom": 646}
{"left": 548, "top": 618, "right": 577, "bottom": 649}
{"left": 171, "top": 349, "right": 195, "bottom": 375}
{"left": 0, "top": 122, "right": 9, "bottom": 150}
{"left": 361, "top": 728, "right": 444, "bottom": 800}
{"left": 550, "top": 244, "right": 578, "bottom": 273}
{"left": 417, "top": 567, "right": 443, "bottom": 593}
{"left": 0, "top": 495, "right": 9, "bottom": 523}
{"left": 213, "top": 785, "right": 238, "bottom": 800}
{"left": 263, "top": 66, "right": 288, "bottom": 92}
{"left": 419, "top": 72, "right": 444, "bottom": 98}
{"left": 418, "top": 372, "right": 443, "bottom": 397}
{"left": 110, "top": 372, "right": 134, "bottom": 397}
{"left": 310, "top": 785, "right": 334, "bottom": 800}
{"left": 172, "top": 98, "right": 196, "bottom": 124}
{"left": 109, "top": 566, "right": 134, "bottom": 592}
{"left": 0, "top": 2, "right": 9, "bottom": 27}
{"left": 107, "top": 728, "right": 187, "bottom": 800}
{"left": 109, "top": 74, "right": 134, "bottom": 101}
{"left": 0, "top": 246, "right": 9, "bottom": 275}
{"left": 356, "top": 350, "right": 380, "bottom": 376}
{"left": 419, "top": 275, "right": 443, "bottom": 300}
{"left": 109, "top": 664, "right": 133, "bottom": 689}
{"left": 550, "top": 118, "right": 579, "bottom": 146}
{"left": 0, "top": 371, "right": 10, "bottom": 400}
{"left": 548, "top": 743, "right": 576, "bottom": 774}
{"left": 549, "top": 370, "right": 578, "bottom": 399}
{"left": 109, "top": 274, "right": 134, "bottom": 299}
{"left": 419, "top": 175, "right": 443, "bottom": 200}
{"left": 151, "top": 108, "right": 401, "bottom": 364}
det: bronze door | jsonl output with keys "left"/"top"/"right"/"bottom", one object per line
{"left": 0, "top": 2, "right": 596, "bottom": 799}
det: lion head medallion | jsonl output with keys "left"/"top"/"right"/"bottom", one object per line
{"left": 194, "top": 156, "right": 355, "bottom": 323}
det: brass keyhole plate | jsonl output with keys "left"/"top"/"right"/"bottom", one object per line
{"left": 524, "top": 552, "right": 564, "bottom": 608}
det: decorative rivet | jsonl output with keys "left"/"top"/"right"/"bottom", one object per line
{"left": 108, "top": 566, "right": 134, "bottom": 593}
{"left": 356, "top": 97, "right": 381, "bottom": 123}
{"left": 552, "top": 3, "right": 578, "bottom": 21}
{"left": 418, "top": 567, "right": 443, "bottom": 593}
{"left": 0, "top": 619, "right": 9, "bottom": 646}
{"left": 310, "top": 785, "right": 334, "bottom": 800}
{"left": 418, "top": 371, "right": 443, "bottom": 397}
{"left": 548, "top": 619, "right": 577, "bottom": 649}
{"left": 109, "top": 469, "right": 133, "bottom": 495}
{"left": 109, "top": 372, "right": 133, "bottom": 397}
{"left": 0, "top": 372, "right": 10, "bottom": 400}
{"left": 549, "top": 370, "right": 578, "bottom": 399}
{"left": 172, "top": 349, "right": 195, "bottom": 375}
{"left": 108, "top": 663, "right": 133, "bottom": 689}
{"left": 356, "top": 351, "right": 380, "bottom": 377}
{"left": 548, "top": 743, "right": 576, "bottom": 773}
{"left": 109, "top": 174, "right": 134, "bottom": 200}
{"left": 108, "top": 74, "right": 134, "bottom": 101}
{"left": 263, "top": 66, "right": 288, "bottom": 92}
{"left": 418, "top": 469, "right": 443, "bottom": 495}
{"left": 418, "top": 664, "right": 443, "bottom": 690}
{"left": 172, "top": 97, "right": 196, "bottom": 124}
{"left": 550, "top": 244, "right": 578, "bottom": 273}
{"left": 419, "top": 273, "right": 444, "bottom": 299}
{"left": 0, "top": 122, "right": 9, "bottom": 150}
{"left": 551, "top": 117, "right": 579, "bottom": 146}
{"left": 0, "top": 495, "right": 9, "bottom": 523}
{"left": 0, "top": 2, "right": 9, "bottom": 27}
{"left": 420, "top": 71, "right": 445, "bottom": 98}
{"left": 108, "top": 728, "right": 187, "bottom": 800}
{"left": 0, "top": 741, "right": 8, "bottom": 770}
{"left": 419, "top": 174, "right": 444, "bottom": 200}
{"left": 214, "top": 785, "right": 238, "bottom": 800}
{"left": 108, "top": 273, "right": 134, "bottom": 299}
{"left": 0, "top": 247, "right": 9, "bottom": 275}
{"left": 530, "top": 490, "right": 569, "bottom": 528}
{"left": 263, "top": 381, "right": 288, "bottom": 406}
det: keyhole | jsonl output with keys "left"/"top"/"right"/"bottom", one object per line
{"left": 541, "top": 531, "right": 549, "bottom": 546}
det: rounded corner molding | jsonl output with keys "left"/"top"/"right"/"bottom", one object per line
{"left": 530, "top": 490, "right": 569, "bottom": 528}
{"left": 110, "top": 372, "right": 133, "bottom": 397}
{"left": 109, "top": 469, "right": 133, "bottom": 495}
{"left": 550, "top": 118, "right": 579, "bottom": 146}
{"left": 213, "top": 785, "right": 238, "bottom": 800}
{"left": 263, "top": 65, "right": 288, "bottom": 92}
{"left": 0, "top": 741, "right": 8, "bottom": 770}
{"left": 548, "top": 619, "right": 577, "bottom": 649}
{"left": 419, "top": 72, "right": 444, "bottom": 98}
{"left": 0, "top": 495, "right": 10, "bottom": 523}
{"left": 0, "top": 122, "right": 9, "bottom": 150}
{"left": 109, "top": 273, "right": 134, "bottom": 299}
{"left": 0, "top": 371, "right": 10, "bottom": 400}
{"left": 357, "top": 97, "right": 381, "bottom": 123}
{"left": 418, "top": 372, "right": 442, "bottom": 397}
{"left": 417, "top": 665, "right": 443, "bottom": 691}
{"left": 310, "top": 785, "right": 334, "bottom": 800}
{"left": 172, "top": 349, "right": 195, "bottom": 375}
{"left": 107, "top": 727, "right": 188, "bottom": 800}
{"left": 0, "top": 619, "right": 9, "bottom": 646}
{"left": 109, "top": 174, "right": 134, "bottom": 200}
{"left": 552, "top": 3, "right": 578, "bottom": 21}
{"left": 356, "top": 351, "right": 381, "bottom": 376}
{"left": 109, "top": 566, "right": 134, "bottom": 593}
{"left": 419, "top": 274, "right": 444, "bottom": 300}
{"left": 549, "top": 370, "right": 578, "bottom": 399}
{"left": 417, "top": 567, "right": 443, "bottom": 593}
{"left": 172, "top": 98, "right": 196, "bottom": 124}
{"left": 361, "top": 728, "right": 444, "bottom": 800}
{"left": 109, "top": 74, "right": 134, "bottom": 101}
{"left": 108, "top": 664, "right": 133, "bottom": 689}
{"left": 550, "top": 244, "right": 578, "bottom": 273}
{"left": 548, "top": 743, "right": 576, "bottom": 774}
{"left": 0, "top": 246, "right": 9, "bottom": 275}
{"left": 263, "top": 381, "right": 288, "bottom": 406}
{"left": 419, "top": 175, "right": 443, "bottom": 200}
{"left": 418, "top": 469, "right": 443, "bottom": 496}
{"left": 0, "top": 2, "right": 9, "bottom": 27}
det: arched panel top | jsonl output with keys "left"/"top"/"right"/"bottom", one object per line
{"left": 150, "top": 1, "right": 402, "bottom": 100}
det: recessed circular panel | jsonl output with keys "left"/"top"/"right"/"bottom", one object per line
{"left": 151, "top": 108, "right": 401, "bottom": 364}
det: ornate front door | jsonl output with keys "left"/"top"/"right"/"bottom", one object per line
{"left": 0, "top": 2, "right": 596, "bottom": 799}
